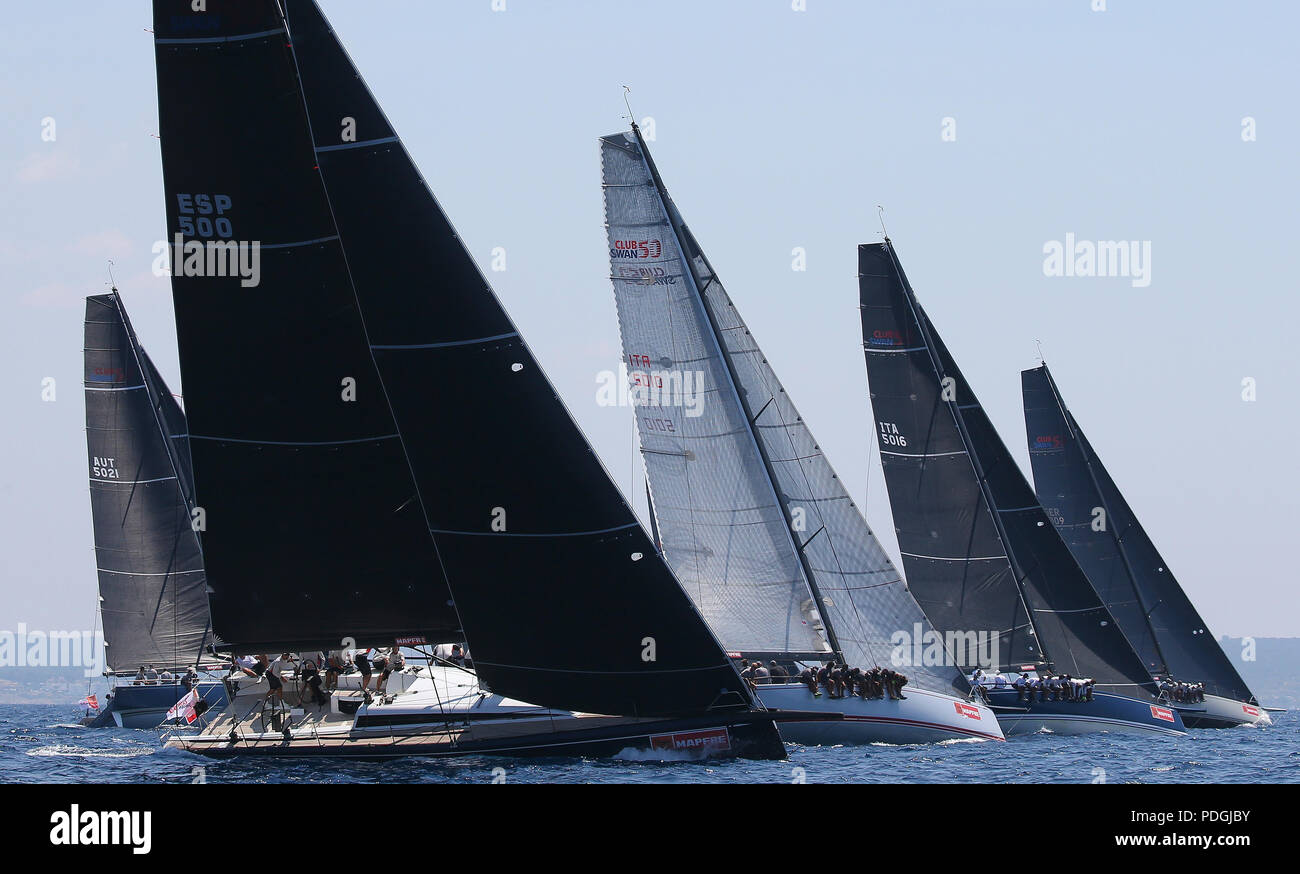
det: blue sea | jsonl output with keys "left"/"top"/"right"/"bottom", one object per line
{"left": 2, "top": 704, "right": 1296, "bottom": 784}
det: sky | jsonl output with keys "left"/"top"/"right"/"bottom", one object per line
{"left": 1, "top": 1, "right": 1296, "bottom": 640}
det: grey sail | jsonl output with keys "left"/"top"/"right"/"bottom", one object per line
{"left": 84, "top": 292, "right": 212, "bottom": 672}
{"left": 1022, "top": 364, "right": 1258, "bottom": 704}
{"left": 859, "top": 240, "right": 1162, "bottom": 698}
{"left": 601, "top": 128, "right": 967, "bottom": 694}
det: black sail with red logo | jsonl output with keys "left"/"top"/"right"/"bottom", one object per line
{"left": 858, "top": 241, "right": 1159, "bottom": 698}
{"left": 1022, "top": 364, "right": 1258, "bottom": 703}
{"left": 153, "top": 0, "right": 751, "bottom": 717}
{"left": 152, "top": 0, "right": 460, "bottom": 652}
{"left": 84, "top": 292, "right": 212, "bottom": 672}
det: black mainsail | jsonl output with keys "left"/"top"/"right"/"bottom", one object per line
{"left": 1022, "top": 364, "right": 1258, "bottom": 703}
{"left": 152, "top": 0, "right": 751, "bottom": 717}
{"left": 858, "top": 241, "right": 1159, "bottom": 698}
{"left": 152, "top": 1, "right": 461, "bottom": 654}
{"left": 600, "top": 128, "right": 971, "bottom": 696}
{"left": 84, "top": 292, "right": 211, "bottom": 672}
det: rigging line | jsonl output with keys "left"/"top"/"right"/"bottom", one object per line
{"left": 636, "top": 135, "right": 821, "bottom": 658}
{"left": 881, "top": 239, "right": 1047, "bottom": 666}
{"left": 312, "top": 27, "right": 650, "bottom": 564}
{"left": 642, "top": 206, "right": 710, "bottom": 627}
{"left": 279, "top": 7, "right": 471, "bottom": 654}
{"left": 1041, "top": 365, "right": 1170, "bottom": 677}
{"left": 737, "top": 281, "right": 870, "bottom": 662}
{"left": 117, "top": 360, "right": 190, "bottom": 668}
{"left": 112, "top": 295, "right": 203, "bottom": 558}
{"left": 284, "top": 11, "right": 673, "bottom": 681}
{"left": 864, "top": 382, "right": 874, "bottom": 525}
{"left": 621, "top": 84, "right": 635, "bottom": 124}
{"left": 735, "top": 271, "right": 958, "bottom": 677}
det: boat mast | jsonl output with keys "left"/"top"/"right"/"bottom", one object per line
{"left": 630, "top": 123, "right": 846, "bottom": 663}
{"left": 1039, "top": 364, "right": 1171, "bottom": 677}
{"left": 880, "top": 238, "right": 1051, "bottom": 672}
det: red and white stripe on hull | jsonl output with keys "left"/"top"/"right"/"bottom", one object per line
{"left": 755, "top": 683, "right": 1004, "bottom": 744}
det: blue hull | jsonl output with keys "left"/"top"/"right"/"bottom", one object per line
{"left": 985, "top": 688, "right": 1186, "bottom": 737}
{"left": 85, "top": 681, "right": 230, "bottom": 729}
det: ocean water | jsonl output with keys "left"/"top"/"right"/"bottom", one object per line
{"left": 2, "top": 704, "right": 1295, "bottom": 784}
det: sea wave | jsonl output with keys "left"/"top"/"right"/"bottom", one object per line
{"left": 26, "top": 743, "right": 156, "bottom": 760}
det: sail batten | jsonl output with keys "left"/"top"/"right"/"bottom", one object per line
{"left": 602, "top": 131, "right": 969, "bottom": 694}
{"left": 152, "top": 0, "right": 461, "bottom": 652}
{"left": 84, "top": 292, "right": 212, "bottom": 672}
{"left": 1022, "top": 364, "right": 1257, "bottom": 703}
{"left": 268, "top": 0, "right": 749, "bottom": 716}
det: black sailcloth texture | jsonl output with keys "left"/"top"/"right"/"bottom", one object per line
{"left": 84, "top": 292, "right": 210, "bottom": 672}
{"left": 152, "top": 0, "right": 459, "bottom": 652}
{"left": 152, "top": 0, "right": 749, "bottom": 715}
{"left": 858, "top": 242, "right": 1157, "bottom": 697}
{"left": 1023, "top": 365, "right": 1256, "bottom": 703}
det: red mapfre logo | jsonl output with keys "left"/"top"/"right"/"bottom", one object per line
{"left": 1150, "top": 705, "right": 1176, "bottom": 723}
{"left": 649, "top": 728, "right": 731, "bottom": 752}
{"left": 1243, "top": 705, "right": 1261, "bottom": 717}
{"left": 954, "top": 702, "right": 982, "bottom": 720}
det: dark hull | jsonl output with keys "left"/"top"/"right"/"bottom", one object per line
{"left": 84, "top": 681, "right": 230, "bottom": 729}
{"left": 986, "top": 688, "right": 1186, "bottom": 737}
{"left": 169, "top": 710, "right": 787, "bottom": 762}
{"left": 1182, "top": 713, "right": 1242, "bottom": 730}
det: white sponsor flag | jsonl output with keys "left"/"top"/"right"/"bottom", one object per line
{"left": 166, "top": 688, "right": 200, "bottom": 725}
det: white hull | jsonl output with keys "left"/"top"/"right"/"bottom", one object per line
{"left": 167, "top": 665, "right": 787, "bottom": 760}
{"left": 755, "top": 684, "right": 1003, "bottom": 744}
{"left": 214, "top": 664, "right": 552, "bottom": 734}
{"left": 1181, "top": 694, "right": 1273, "bottom": 729}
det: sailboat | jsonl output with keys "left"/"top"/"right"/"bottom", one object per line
{"left": 858, "top": 239, "right": 1186, "bottom": 736}
{"left": 598, "top": 126, "right": 1002, "bottom": 744}
{"left": 152, "top": 0, "right": 791, "bottom": 760}
{"left": 81, "top": 290, "right": 229, "bottom": 728}
{"left": 1022, "top": 364, "right": 1276, "bottom": 728}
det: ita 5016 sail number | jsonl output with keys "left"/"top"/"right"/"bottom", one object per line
{"left": 878, "top": 422, "right": 907, "bottom": 447}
